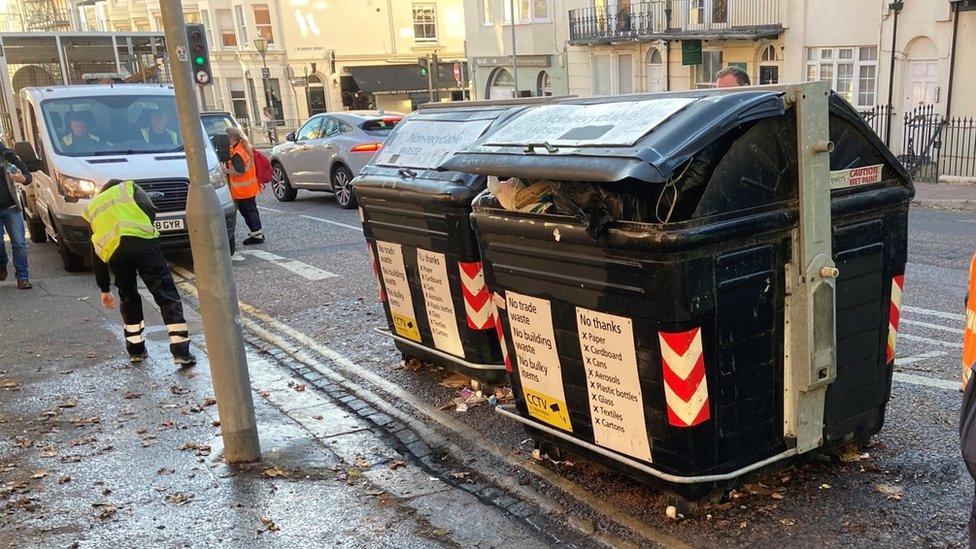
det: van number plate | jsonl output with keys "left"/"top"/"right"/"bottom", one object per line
{"left": 154, "top": 218, "right": 185, "bottom": 232}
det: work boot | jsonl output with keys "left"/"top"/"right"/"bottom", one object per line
{"left": 127, "top": 341, "right": 148, "bottom": 364}
{"left": 171, "top": 341, "right": 197, "bottom": 368}
{"left": 0, "top": 264, "right": 7, "bottom": 281}
{"left": 16, "top": 279, "right": 31, "bottom": 289}
{"left": 129, "top": 350, "right": 149, "bottom": 364}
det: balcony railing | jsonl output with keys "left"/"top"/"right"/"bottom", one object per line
{"left": 569, "top": 0, "right": 782, "bottom": 43}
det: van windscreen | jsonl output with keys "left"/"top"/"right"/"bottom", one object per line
{"left": 42, "top": 95, "right": 184, "bottom": 157}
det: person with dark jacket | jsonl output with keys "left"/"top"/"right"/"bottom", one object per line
{"left": 84, "top": 179, "right": 196, "bottom": 366}
{"left": 0, "top": 143, "right": 34, "bottom": 289}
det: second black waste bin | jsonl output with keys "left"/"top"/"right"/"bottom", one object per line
{"left": 443, "top": 83, "right": 913, "bottom": 501}
{"left": 354, "top": 98, "right": 561, "bottom": 385}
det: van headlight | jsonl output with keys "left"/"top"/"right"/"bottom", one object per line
{"left": 55, "top": 172, "right": 97, "bottom": 199}
{"left": 209, "top": 165, "right": 227, "bottom": 189}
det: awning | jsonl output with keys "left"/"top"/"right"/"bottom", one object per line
{"left": 346, "top": 63, "right": 465, "bottom": 96}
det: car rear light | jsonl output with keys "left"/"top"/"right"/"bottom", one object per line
{"left": 351, "top": 143, "right": 383, "bottom": 153}
{"left": 382, "top": 117, "right": 402, "bottom": 124}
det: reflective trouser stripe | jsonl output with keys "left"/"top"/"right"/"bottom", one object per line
{"left": 124, "top": 321, "right": 145, "bottom": 331}
{"left": 167, "top": 323, "right": 190, "bottom": 345}
{"left": 169, "top": 335, "right": 190, "bottom": 344}
{"left": 166, "top": 323, "right": 188, "bottom": 333}
{"left": 125, "top": 334, "right": 145, "bottom": 344}
{"left": 249, "top": 230, "right": 263, "bottom": 236}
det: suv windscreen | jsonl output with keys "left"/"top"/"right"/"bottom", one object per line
{"left": 42, "top": 95, "right": 184, "bottom": 157}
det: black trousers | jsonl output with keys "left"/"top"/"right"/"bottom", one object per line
{"left": 235, "top": 197, "right": 262, "bottom": 236}
{"left": 109, "top": 237, "right": 189, "bottom": 358}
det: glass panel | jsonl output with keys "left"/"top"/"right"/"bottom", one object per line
{"left": 254, "top": 5, "right": 274, "bottom": 44}
{"left": 412, "top": 3, "right": 437, "bottom": 42}
{"left": 806, "top": 48, "right": 816, "bottom": 61}
{"left": 859, "top": 46, "right": 878, "bottom": 61}
{"left": 235, "top": 5, "right": 248, "bottom": 44}
{"left": 60, "top": 36, "right": 117, "bottom": 84}
{"left": 838, "top": 48, "right": 853, "bottom": 60}
{"left": 594, "top": 55, "right": 612, "bottom": 95}
{"left": 217, "top": 9, "right": 237, "bottom": 47}
{"left": 806, "top": 64, "right": 817, "bottom": 82}
{"left": 819, "top": 63, "right": 833, "bottom": 83}
{"left": 820, "top": 48, "right": 833, "bottom": 60}
{"left": 483, "top": 0, "right": 491, "bottom": 23}
{"left": 836, "top": 63, "right": 854, "bottom": 103}
{"left": 263, "top": 78, "right": 283, "bottom": 120}
{"left": 534, "top": 0, "right": 548, "bottom": 18}
{"left": 43, "top": 95, "right": 184, "bottom": 156}
{"left": 858, "top": 65, "right": 876, "bottom": 106}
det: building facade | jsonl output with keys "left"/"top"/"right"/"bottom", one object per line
{"left": 463, "top": 0, "right": 574, "bottom": 100}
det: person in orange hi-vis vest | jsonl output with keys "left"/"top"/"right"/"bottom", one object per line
{"left": 964, "top": 253, "right": 976, "bottom": 389}
{"left": 221, "top": 127, "right": 264, "bottom": 246}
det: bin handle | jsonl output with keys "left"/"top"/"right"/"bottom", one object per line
{"left": 494, "top": 404, "right": 799, "bottom": 484}
{"left": 397, "top": 168, "right": 417, "bottom": 178}
{"left": 523, "top": 142, "right": 559, "bottom": 154}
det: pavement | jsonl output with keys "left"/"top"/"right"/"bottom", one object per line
{"left": 0, "top": 247, "right": 566, "bottom": 547}
{"left": 2, "top": 185, "right": 975, "bottom": 548}
{"left": 913, "top": 181, "right": 976, "bottom": 211}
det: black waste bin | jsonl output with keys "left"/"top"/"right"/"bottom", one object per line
{"left": 355, "top": 99, "right": 561, "bottom": 384}
{"left": 443, "top": 84, "right": 913, "bottom": 501}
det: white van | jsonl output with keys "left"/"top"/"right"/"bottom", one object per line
{"left": 13, "top": 84, "right": 236, "bottom": 272}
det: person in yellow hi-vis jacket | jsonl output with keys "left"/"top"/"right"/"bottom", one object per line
{"left": 82, "top": 179, "right": 196, "bottom": 367}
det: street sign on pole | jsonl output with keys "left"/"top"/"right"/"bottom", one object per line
{"left": 261, "top": 67, "right": 270, "bottom": 79}
{"left": 159, "top": 1, "right": 261, "bottom": 464}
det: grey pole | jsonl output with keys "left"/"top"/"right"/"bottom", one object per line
{"left": 509, "top": 0, "right": 517, "bottom": 98}
{"left": 159, "top": 1, "right": 261, "bottom": 463}
{"left": 426, "top": 53, "right": 434, "bottom": 102}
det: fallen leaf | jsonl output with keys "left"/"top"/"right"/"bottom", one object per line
{"left": 780, "top": 518, "right": 795, "bottom": 526}
{"left": 839, "top": 444, "right": 870, "bottom": 463}
{"left": 258, "top": 516, "right": 280, "bottom": 533}
{"left": 31, "top": 470, "right": 46, "bottom": 479}
{"left": 58, "top": 398, "right": 78, "bottom": 409}
{"left": 40, "top": 445, "right": 58, "bottom": 458}
{"left": 262, "top": 466, "right": 294, "bottom": 478}
{"left": 58, "top": 475, "right": 71, "bottom": 484}
{"left": 388, "top": 460, "right": 407, "bottom": 470}
{"left": 0, "top": 379, "right": 21, "bottom": 391}
{"left": 293, "top": 384, "right": 306, "bottom": 393}
{"left": 177, "top": 442, "right": 211, "bottom": 456}
{"left": 312, "top": 415, "right": 324, "bottom": 420}
{"left": 156, "top": 467, "right": 175, "bottom": 475}
{"left": 123, "top": 392, "right": 142, "bottom": 400}
{"left": 354, "top": 456, "right": 370, "bottom": 469}
{"left": 92, "top": 502, "right": 117, "bottom": 521}
{"left": 169, "top": 385, "right": 190, "bottom": 396}
{"left": 875, "top": 483, "right": 903, "bottom": 501}
{"left": 819, "top": 483, "right": 831, "bottom": 490}
{"left": 450, "top": 471, "right": 470, "bottom": 480}
{"left": 202, "top": 397, "right": 217, "bottom": 407}
{"left": 258, "top": 390, "right": 271, "bottom": 398}
{"left": 771, "top": 492, "right": 785, "bottom": 500}
{"left": 439, "top": 373, "right": 471, "bottom": 389}
{"left": 166, "top": 492, "right": 193, "bottom": 506}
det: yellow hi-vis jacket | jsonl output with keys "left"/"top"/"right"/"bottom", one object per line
{"left": 140, "top": 128, "right": 179, "bottom": 145}
{"left": 82, "top": 181, "right": 159, "bottom": 263}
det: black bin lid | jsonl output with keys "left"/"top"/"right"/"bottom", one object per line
{"left": 440, "top": 91, "right": 787, "bottom": 184}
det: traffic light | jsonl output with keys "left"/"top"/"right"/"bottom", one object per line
{"left": 185, "top": 23, "right": 212, "bottom": 85}
{"left": 418, "top": 56, "right": 429, "bottom": 77}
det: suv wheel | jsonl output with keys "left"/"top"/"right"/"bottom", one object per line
{"left": 271, "top": 162, "right": 297, "bottom": 202}
{"left": 331, "top": 164, "right": 357, "bottom": 210}
{"left": 56, "top": 233, "right": 86, "bottom": 272}
{"left": 24, "top": 211, "right": 47, "bottom": 243}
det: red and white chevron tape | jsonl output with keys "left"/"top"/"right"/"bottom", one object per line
{"left": 459, "top": 261, "right": 494, "bottom": 330}
{"left": 887, "top": 274, "right": 904, "bottom": 364}
{"left": 367, "top": 242, "right": 386, "bottom": 302}
{"left": 659, "top": 327, "right": 710, "bottom": 428}
{"left": 492, "top": 294, "right": 512, "bottom": 373}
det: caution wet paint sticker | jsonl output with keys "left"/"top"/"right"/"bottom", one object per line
{"left": 375, "top": 241, "right": 421, "bottom": 342}
{"left": 505, "top": 291, "right": 572, "bottom": 432}
{"left": 829, "top": 164, "right": 884, "bottom": 189}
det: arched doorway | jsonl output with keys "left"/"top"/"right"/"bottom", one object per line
{"left": 903, "top": 36, "right": 939, "bottom": 108}
{"left": 536, "top": 70, "right": 552, "bottom": 97}
{"left": 758, "top": 44, "right": 779, "bottom": 85}
{"left": 486, "top": 67, "right": 514, "bottom": 100}
{"left": 645, "top": 48, "right": 664, "bottom": 92}
{"left": 306, "top": 73, "right": 327, "bottom": 115}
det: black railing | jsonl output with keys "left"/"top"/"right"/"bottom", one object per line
{"left": 569, "top": 0, "right": 781, "bottom": 42}
{"left": 857, "top": 104, "right": 892, "bottom": 142}
{"left": 895, "top": 104, "right": 976, "bottom": 181}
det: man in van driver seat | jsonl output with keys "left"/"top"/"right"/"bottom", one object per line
{"left": 140, "top": 109, "right": 179, "bottom": 146}
{"left": 61, "top": 113, "right": 104, "bottom": 153}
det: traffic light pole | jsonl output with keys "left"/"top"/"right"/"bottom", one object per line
{"left": 159, "top": 2, "right": 261, "bottom": 464}
{"left": 426, "top": 53, "right": 434, "bottom": 103}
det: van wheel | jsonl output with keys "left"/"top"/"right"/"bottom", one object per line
{"left": 27, "top": 216, "right": 47, "bottom": 243}
{"left": 57, "top": 234, "right": 86, "bottom": 272}
{"left": 271, "top": 162, "right": 297, "bottom": 202}
{"left": 331, "top": 165, "right": 357, "bottom": 209}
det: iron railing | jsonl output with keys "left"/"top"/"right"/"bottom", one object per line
{"left": 569, "top": 0, "right": 781, "bottom": 43}
{"left": 895, "top": 104, "right": 976, "bottom": 181}
{"left": 238, "top": 117, "right": 305, "bottom": 147}
{"left": 857, "top": 104, "right": 892, "bottom": 142}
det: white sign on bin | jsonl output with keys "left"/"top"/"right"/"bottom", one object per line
{"left": 375, "top": 119, "right": 493, "bottom": 170}
{"left": 486, "top": 98, "right": 697, "bottom": 148}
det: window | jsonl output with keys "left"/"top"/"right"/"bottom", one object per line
{"left": 504, "top": 0, "right": 549, "bottom": 22}
{"left": 617, "top": 54, "right": 633, "bottom": 94}
{"left": 694, "top": 50, "right": 723, "bottom": 87}
{"left": 760, "top": 45, "right": 776, "bottom": 62}
{"left": 412, "top": 4, "right": 437, "bottom": 43}
{"left": 487, "top": 67, "right": 514, "bottom": 99}
{"left": 229, "top": 78, "right": 248, "bottom": 120}
{"left": 297, "top": 116, "right": 324, "bottom": 140}
{"left": 152, "top": 14, "right": 162, "bottom": 31}
{"left": 805, "top": 46, "right": 878, "bottom": 107}
{"left": 200, "top": 10, "right": 214, "bottom": 46}
{"left": 537, "top": 70, "right": 552, "bottom": 96}
{"left": 253, "top": 4, "right": 274, "bottom": 44}
{"left": 264, "top": 78, "right": 283, "bottom": 120}
{"left": 593, "top": 55, "right": 612, "bottom": 95}
{"left": 235, "top": 5, "right": 248, "bottom": 45}
{"left": 482, "top": 0, "right": 491, "bottom": 24}
{"left": 217, "top": 9, "right": 236, "bottom": 47}
{"left": 185, "top": 12, "right": 200, "bottom": 23}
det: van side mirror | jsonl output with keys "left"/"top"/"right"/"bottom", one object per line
{"left": 210, "top": 134, "right": 230, "bottom": 163}
{"left": 13, "top": 141, "right": 43, "bottom": 172}
{"left": 285, "top": 132, "right": 296, "bottom": 142}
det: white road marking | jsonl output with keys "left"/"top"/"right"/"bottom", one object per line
{"left": 236, "top": 249, "right": 338, "bottom": 281}
{"left": 899, "top": 333, "right": 962, "bottom": 349}
{"left": 893, "top": 372, "right": 959, "bottom": 391}
{"left": 258, "top": 205, "right": 284, "bottom": 213}
{"left": 903, "top": 305, "right": 966, "bottom": 323}
{"left": 298, "top": 214, "right": 361, "bottom": 232}
{"left": 894, "top": 350, "right": 947, "bottom": 366}
{"left": 902, "top": 318, "right": 965, "bottom": 335}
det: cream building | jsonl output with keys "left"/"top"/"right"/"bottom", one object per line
{"left": 278, "top": 0, "right": 469, "bottom": 117}
{"left": 463, "top": 0, "right": 575, "bottom": 100}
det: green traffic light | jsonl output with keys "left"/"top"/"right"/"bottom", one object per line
{"left": 419, "top": 67, "right": 428, "bottom": 76}
{"left": 194, "top": 55, "right": 206, "bottom": 66}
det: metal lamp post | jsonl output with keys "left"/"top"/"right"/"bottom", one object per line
{"left": 253, "top": 36, "right": 273, "bottom": 142}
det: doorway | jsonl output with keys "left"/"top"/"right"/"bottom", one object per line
{"left": 904, "top": 60, "right": 938, "bottom": 108}
{"left": 306, "top": 73, "right": 327, "bottom": 115}
{"left": 759, "top": 66, "right": 779, "bottom": 85}
{"left": 646, "top": 48, "right": 664, "bottom": 92}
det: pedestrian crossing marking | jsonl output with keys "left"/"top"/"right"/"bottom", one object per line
{"left": 237, "top": 249, "right": 338, "bottom": 281}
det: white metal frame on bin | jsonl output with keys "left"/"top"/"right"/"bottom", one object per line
{"left": 493, "top": 81, "right": 840, "bottom": 484}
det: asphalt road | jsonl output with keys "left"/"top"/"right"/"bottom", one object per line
{"left": 45, "top": 185, "right": 973, "bottom": 547}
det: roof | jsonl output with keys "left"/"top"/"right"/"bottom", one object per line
{"left": 22, "top": 84, "right": 175, "bottom": 99}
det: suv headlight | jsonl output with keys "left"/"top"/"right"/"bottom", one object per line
{"left": 55, "top": 172, "right": 97, "bottom": 200}
{"left": 209, "top": 165, "right": 227, "bottom": 189}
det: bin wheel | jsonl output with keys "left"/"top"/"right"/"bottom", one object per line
{"left": 533, "top": 439, "right": 565, "bottom": 462}
{"left": 666, "top": 496, "right": 699, "bottom": 519}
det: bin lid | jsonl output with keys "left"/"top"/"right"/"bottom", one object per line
{"left": 357, "top": 103, "right": 538, "bottom": 196}
{"left": 441, "top": 91, "right": 786, "bottom": 184}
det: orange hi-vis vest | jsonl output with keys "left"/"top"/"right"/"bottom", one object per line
{"left": 963, "top": 253, "right": 976, "bottom": 388}
{"left": 228, "top": 142, "right": 260, "bottom": 200}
